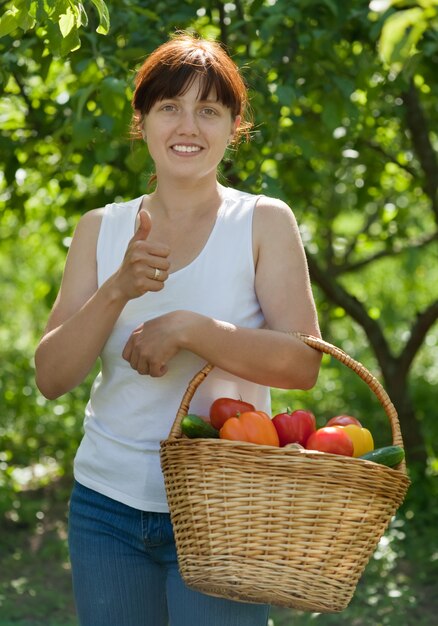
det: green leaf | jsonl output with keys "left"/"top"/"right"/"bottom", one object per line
{"left": 379, "top": 8, "right": 428, "bottom": 70}
{"left": 59, "top": 25, "right": 81, "bottom": 55}
{"left": 48, "top": 0, "right": 72, "bottom": 22}
{"left": 45, "top": 17, "right": 81, "bottom": 55}
{"left": 0, "top": 10, "right": 19, "bottom": 38}
{"left": 17, "top": 12, "right": 36, "bottom": 31}
{"left": 78, "top": 2, "right": 88, "bottom": 27}
{"left": 59, "top": 7, "right": 76, "bottom": 37}
{"left": 90, "top": 0, "right": 110, "bottom": 35}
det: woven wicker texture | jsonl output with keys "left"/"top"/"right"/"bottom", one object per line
{"left": 160, "top": 333, "right": 410, "bottom": 613}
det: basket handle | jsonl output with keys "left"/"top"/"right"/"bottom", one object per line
{"left": 167, "top": 332, "right": 407, "bottom": 474}
{"left": 168, "top": 363, "right": 214, "bottom": 440}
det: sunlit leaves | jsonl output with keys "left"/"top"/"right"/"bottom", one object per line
{"left": 0, "top": 6, "right": 34, "bottom": 38}
{"left": 90, "top": 0, "right": 110, "bottom": 35}
{"left": 58, "top": 7, "right": 78, "bottom": 38}
{"left": 370, "top": 0, "right": 438, "bottom": 74}
{"left": 0, "top": 0, "right": 110, "bottom": 55}
{"left": 380, "top": 8, "right": 429, "bottom": 72}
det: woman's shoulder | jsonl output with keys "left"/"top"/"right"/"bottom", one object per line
{"left": 73, "top": 207, "right": 104, "bottom": 238}
{"left": 256, "top": 194, "right": 291, "bottom": 210}
{"left": 253, "top": 194, "right": 301, "bottom": 249}
{"left": 223, "top": 187, "right": 296, "bottom": 234}
{"left": 255, "top": 194, "right": 296, "bottom": 228}
{"left": 224, "top": 186, "right": 292, "bottom": 212}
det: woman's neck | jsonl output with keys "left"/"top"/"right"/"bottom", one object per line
{"left": 147, "top": 178, "right": 225, "bottom": 220}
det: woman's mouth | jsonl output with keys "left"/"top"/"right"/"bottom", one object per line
{"left": 171, "top": 144, "right": 202, "bottom": 154}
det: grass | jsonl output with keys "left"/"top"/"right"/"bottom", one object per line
{"left": 0, "top": 477, "right": 77, "bottom": 626}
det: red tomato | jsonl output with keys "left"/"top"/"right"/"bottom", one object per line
{"left": 305, "top": 426, "right": 354, "bottom": 456}
{"left": 272, "top": 409, "right": 316, "bottom": 447}
{"left": 326, "top": 414, "right": 362, "bottom": 427}
{"left": 209, "top": 397, "right": 255, "bottom": 430}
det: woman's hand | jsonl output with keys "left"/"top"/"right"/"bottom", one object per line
{"left": 122, "top": 311, "right": 190, "bottom": 377}
{"left": 112, "top": 209, "right": 170, "bottom": 301}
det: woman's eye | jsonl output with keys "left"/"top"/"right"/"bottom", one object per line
{"left": 201, "top": 107, "right": 217, "bottom": 116}
{"left": 161, "top": 104, "right": 176, "bottom": 112}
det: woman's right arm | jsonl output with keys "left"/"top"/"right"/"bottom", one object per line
{"left": 35, "top": 208, "right": 170, "bottom": 399}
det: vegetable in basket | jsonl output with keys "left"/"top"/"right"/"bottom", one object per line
{"left": 326, "top": 414, "right": 362, "bottom": 427}
{"left": 339, "top": 424, "right": 374, "bottom": 457}
{"left": 360, "top": 445, "right": 405, "bottom": 467}
{"left": 181, "top": 414, "right": 219, "bottom": 439}
{"left": 209, "top": 397, "right": 256, "bottom": 430}
{"left": 305, "top": 426, "right": 354, "bottom": 456}
{"left": 272, "top": 408, "right": 316, "bottom": 447}
{"left": 219, "top": 411, "right": 280, "bottom": 446}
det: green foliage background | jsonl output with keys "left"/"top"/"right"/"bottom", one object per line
{"left": 1, "top": 0, "right": 438, "bottom": 624}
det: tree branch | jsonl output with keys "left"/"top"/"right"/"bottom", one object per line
{"left": 332, "top": 230, "right": 438, "bottom": 276}
{"left": 358, "top": 138, "right": 418, "bottom": 179}
{"left": 397, "top": 299, "right": 438, "bottom": 379}
{"left": 402, "top": 79, "right": 438, "bottom": 222}
{"left": 306, "top": 253, "right": 394, "bottom": 378}
{"left": 341, "top": 203, "right": 383, "bottom": 265}
{"left": 234, "top": 0, "right": 251, "bottom": 57}
{"left": 217, "top": 1, "right": 228, "bottom": 46}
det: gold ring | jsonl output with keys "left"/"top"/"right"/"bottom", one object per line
{"left": 153, "top": 268, "right": 161, "bottom": 280}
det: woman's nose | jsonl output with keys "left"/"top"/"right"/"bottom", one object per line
{"left": 177, "top": 110, "right": 199, "bottom": 135}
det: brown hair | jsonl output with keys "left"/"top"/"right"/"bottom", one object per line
{"left": 131, "top": 33, "right": 252, "bottom": 143}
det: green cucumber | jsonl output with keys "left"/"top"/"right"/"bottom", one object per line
{"left": 359, "top": 445, "right": 405, "bottom": 467}
{"left": 181, "top": 414, "right": 220, "bottom": 439}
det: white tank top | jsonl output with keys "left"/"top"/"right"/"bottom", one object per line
{"left": 73, "top": 186, "right": 271, "bottom": 511}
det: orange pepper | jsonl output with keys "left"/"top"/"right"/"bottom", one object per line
{"left": 219, "top": 411, "right": 280, "bottom": 447}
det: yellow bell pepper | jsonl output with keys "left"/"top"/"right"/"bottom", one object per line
{"left": 341, "top": 424, "right": 374, "bottom": 457}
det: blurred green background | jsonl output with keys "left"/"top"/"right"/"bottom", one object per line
{"left": 1, "top": 0, "right": 437, "bottom": 624}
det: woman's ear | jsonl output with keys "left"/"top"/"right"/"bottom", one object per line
{"left": 228, "top": 115, "right": 241, "bottom": 145}
{"left": 135, "top": 109, "right": 147, "bottom": 142}
{"left": 231, "top": 115, "right": 241, "bottom": 139}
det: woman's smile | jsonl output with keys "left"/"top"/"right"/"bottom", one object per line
{"left": 170, "top": 143, "right": 203, "bottom": 155}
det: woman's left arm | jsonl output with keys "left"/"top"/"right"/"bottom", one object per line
{"left": 123, "top": 198, "right": 321, "bottom": 390}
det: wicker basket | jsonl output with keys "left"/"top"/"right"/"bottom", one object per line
{"left": 160, "top": 334, "right": 410, "bottom": 613}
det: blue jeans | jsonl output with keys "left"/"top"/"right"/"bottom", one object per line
{"left": 68, "top": 481, "right": 270, "bottom": 626}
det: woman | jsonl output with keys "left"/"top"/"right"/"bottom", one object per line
{"left": 35, "top": 33, "right": 321, "bottom": 626}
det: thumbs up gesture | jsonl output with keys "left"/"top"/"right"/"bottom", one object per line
{"left": 131, "top": 208, "right": 152, "bottom": 243}
{"left": 114, "top": 209, "right": 170, "bottom": 301}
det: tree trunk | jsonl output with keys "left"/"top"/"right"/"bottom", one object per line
{"left": 383, "top": 376, "right": 428, "bottom": 469}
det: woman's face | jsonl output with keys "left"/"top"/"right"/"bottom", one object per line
{"left": 142, "top": 77, "right": 240, "bottom": 183}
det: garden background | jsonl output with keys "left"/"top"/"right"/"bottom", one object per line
{"left": 0, "top": 0, "right": 437, "bottom": 624}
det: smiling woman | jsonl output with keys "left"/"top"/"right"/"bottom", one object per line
{"left": 34, "top": 31, "right": 321, "bottom": 626}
